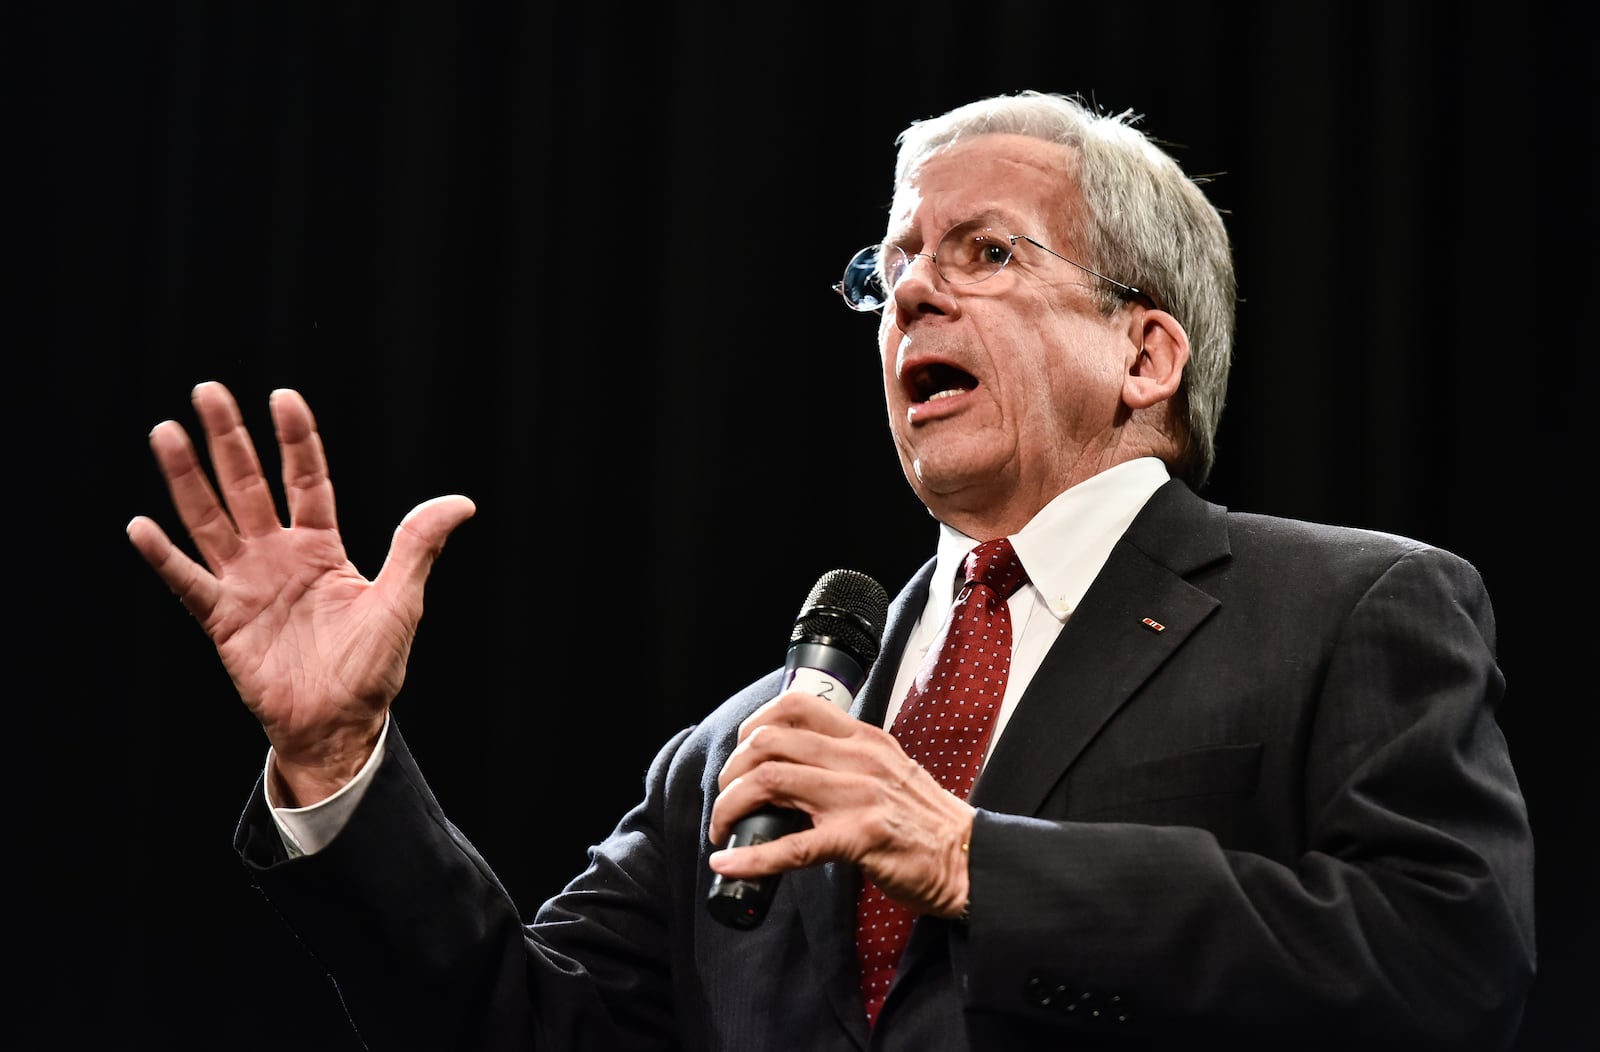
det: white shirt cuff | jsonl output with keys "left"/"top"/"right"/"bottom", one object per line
{"left": 263, "top": 716, "right": 390, "bottom": 858}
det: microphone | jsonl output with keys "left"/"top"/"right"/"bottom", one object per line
{"left": 706, "top": 568, "right": 889, "bottom": 931}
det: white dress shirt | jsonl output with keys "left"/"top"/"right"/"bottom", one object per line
{"left": 881, "top": 457, "right": 1170, "bottom": 764}
{"left": 269, "top": 458, "right": 1172, "bottom": 857}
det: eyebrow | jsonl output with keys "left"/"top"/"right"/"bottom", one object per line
{"left": 883, "top": 210, "right": 1016, "bottom": 249}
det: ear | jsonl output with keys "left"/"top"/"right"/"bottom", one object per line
{"left": 1122, "top": 309, "right": 1189, "bottom": 410}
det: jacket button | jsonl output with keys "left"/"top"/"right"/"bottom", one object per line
{"left": 1062, "top": 991, "right": 1097, "bottom": 1016}
{"left": 1024, "top": 976, "right": 1068, "bottom": 1007}
{"left": 1107, "top": 993, "right": 1131, "bottom": 1023}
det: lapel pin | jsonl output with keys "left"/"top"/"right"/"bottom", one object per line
{"left": 1141, "top": 617, "right": 1166, "bottom": 632}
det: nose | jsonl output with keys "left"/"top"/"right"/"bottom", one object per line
{"left": 889, "top": 250, "right": 956, "bottom": 323}
{"left": 900, "top": 252, "right": 938, "bottom": 283}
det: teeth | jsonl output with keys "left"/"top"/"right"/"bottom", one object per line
{"left": 926, "top": 388, "right": 965, "bottom": 402}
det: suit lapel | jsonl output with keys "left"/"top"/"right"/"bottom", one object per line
{"left": 786, "top": 561, "right": 937, "bottom": 1046}
{"left": 971, "top": 481, "right": 1230, "bottom": 815}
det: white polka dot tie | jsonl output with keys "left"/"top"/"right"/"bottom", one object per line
{"left": 854, "top": 537, "right": 1028, "bottom": 1028}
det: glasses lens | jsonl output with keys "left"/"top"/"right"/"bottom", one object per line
{"left": 838, "top": 246, "right": 889, "bottom": 311}
{"left": 937, "top": 222, "right": 1012, "bottom": 284}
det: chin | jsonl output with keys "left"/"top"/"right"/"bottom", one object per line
{"left": 910, "top": 457, "right": 992, "bottom": 501}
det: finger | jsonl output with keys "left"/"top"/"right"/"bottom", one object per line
{"left": 148, "top": 417, "right": 244, "bottom": 569}
{"left": 736, "top": 689, "right": 860, "bottom": 744}
{"left": 269, "top": 388, "right": 337, "bottom": 531}
{"left": 191, "top": 380, "right": 281, "bottom": 538}
{"left": 709, "top": 760, "right": 841, "bottom": 846}
{"left": 126, "top": 514, "right": 223, "bottom": 622}
{"left": 709, "top": 826, "right": 833, "bottom": 880}
{"left": 721, "top": 698, "right": 896, "bottom": 795}
{"left": 719, "top": 720, "right": 845, "bottom": 790}
{"left": 708, "top": 760, "right": 873, "bottom": 873}
{"left": 727, "top": 692, "right": 873, "bottom": 769}
{"left": 372, "top": 493, "right": 478, "bottom": 599}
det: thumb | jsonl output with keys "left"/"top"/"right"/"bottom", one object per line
{"left": 376, "top": 494, "right": 477, "bottom": 597}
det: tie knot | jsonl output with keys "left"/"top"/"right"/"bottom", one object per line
{"left": 964, "top": 537, "right": 1027, "bottom": 600}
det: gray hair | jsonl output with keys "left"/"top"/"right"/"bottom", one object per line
{"left": 894, "top": 90, "right": 1236, "bottom": 490}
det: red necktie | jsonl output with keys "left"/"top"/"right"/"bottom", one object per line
{"left": 854, "top": 537, "right": 1028, "bottom": 1028}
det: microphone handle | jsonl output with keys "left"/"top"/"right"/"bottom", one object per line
{"left": 704, "top": 646, "right": 866, "bottom": 930}
{"left": 703, "top": 806, "right": 810, "bottom": 930}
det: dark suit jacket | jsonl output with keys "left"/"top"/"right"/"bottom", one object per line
{"left": 236, "top": 480, "right": 1536, "bottom": 1051}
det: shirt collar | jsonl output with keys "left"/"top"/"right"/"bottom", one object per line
{"left": 929, "top": 457, "right": 1171, "bottom": 621}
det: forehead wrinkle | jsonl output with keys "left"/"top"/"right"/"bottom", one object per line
{"left": 883, "top": 203, "right": 1033, "bottom": 249}
{"left": 888, "top": 136, "right": 1078, "bottom": 246}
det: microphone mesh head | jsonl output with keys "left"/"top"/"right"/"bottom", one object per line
{"left": 790, "top": 569, "right": 889, "bottom": 665}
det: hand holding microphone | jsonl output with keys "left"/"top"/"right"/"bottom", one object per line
{"left": 705, "top": 569, "right": 888, "bottom": 930}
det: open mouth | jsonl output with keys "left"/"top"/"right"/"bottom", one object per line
{"left": 907, "top": 362, "right": 978, "bottom": 404}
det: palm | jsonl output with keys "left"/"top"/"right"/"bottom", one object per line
{"left": 208, "top": 522, "right": 408, "bottom": 748}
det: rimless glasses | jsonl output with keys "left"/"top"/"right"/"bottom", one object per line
{"left": 833, "top": 218, "right": 1154, "bottom": 313}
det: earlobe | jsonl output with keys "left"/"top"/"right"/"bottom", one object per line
{"left": 1123, "top": 310, "right": 1189, "bottom": 410}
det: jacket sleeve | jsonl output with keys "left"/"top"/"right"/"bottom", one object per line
{"left": 235, "top": 719, "right": 696, "bottom": 1052}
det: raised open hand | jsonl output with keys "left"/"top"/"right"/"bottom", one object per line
{"left": 126, "top": 381, "right": 476, "bottom": 803}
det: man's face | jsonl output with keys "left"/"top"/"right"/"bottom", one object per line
{"left": 879, "top": 133, "right": 1141, "bottom": 531}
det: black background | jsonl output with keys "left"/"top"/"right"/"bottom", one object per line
{"left": 11, "top": 1, "right": 1596, "bottom": 1049}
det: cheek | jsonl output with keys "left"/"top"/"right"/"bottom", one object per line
{"left": 997, "top": 337, "right": 1066, "bottom": 407}
{"left": 1006, "top": 332, "right": 1119, "bottom": 428}
{"left": 878, "top": 318, "right": 900, "bottom": 387}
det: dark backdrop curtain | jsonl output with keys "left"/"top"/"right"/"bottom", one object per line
{"left": 12, "top": 1, "right": 1594, "bottom": 1049}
